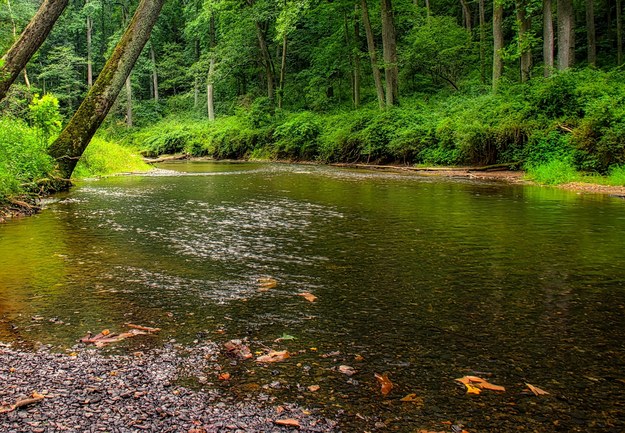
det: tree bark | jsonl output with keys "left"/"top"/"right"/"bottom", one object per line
{"left": 150, "top": 42, "right": 159, "bottom": 101}
{"left": 557, "top": 0, "right": 575, "bottom": 69}
{"left": 616, "top": 0, "right": 623, "bottom": 66}
{"left": 207, "top": 13, "right": 216, "bottom": 120}
{"left": 516, "top": 1, "right": 532, "bottom": 82}
{"left": 125, "top": 76, "right": 133, "bottom": 127}
{"left": 0, "top": 0, "right": 69, "bottom": 102}
{"left": 460, "top": 0, "right": 472, "bottom": 31}
{"left": 48, "top": 0, "right": 165, "bottom": 179}
{"left": 479, "top": 0, "right": 486, "bottom": 82}
{"left": 6, "top": 0, "right": 31, "bottom": 89}
{"left": 86, "top": 1, "right": 93, "bottom": 87}
{"left": 361, "top": 0, "right": 385, "bottom": 109}
{"left": 380, "top": 0, "right": 399, "bottom": 106}
{"left": 254, "top": 21, "right": 275, "bottom": 101}
{"left": 353, "top": 4, "right": 361, "bottom": 109}
{"left": 543, "top": 0, "right": 554, "bottom": 76}
{"left": 492, "top": 0, "right": 504, "bottom": 88}
{"left": 278, "top": 35, "right": 287, "bottom": 109}
{"left": 586, "top": 0, "right": 596, "bottom": 66}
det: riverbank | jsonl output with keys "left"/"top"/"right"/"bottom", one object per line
{"left": 0, "top": 342, "right": 337, "bottom": 432}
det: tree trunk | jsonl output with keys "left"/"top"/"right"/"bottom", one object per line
{"left": 207, "top": 57, "right": 215, "bottom": 121}
{"left": 380, "top": 0, "right": 399, "bottom": 106}
{"left": 516, "top": 1, "right": 532, "bottom": 82}
{"left": 543, "top": 0, "right": 554, "bottom": 76}
{"left": 125, "top": 76, "right": 132, "bottom": 128}
{"left": 255, "top": 21, "right": 275, "bottom": 101}
{"left": 618, "top": 0, "right": 623, "bottom": 65}
{"left": 7, "top": 0, "right": 31, "bottom": 89}
{"left": 361, "top": 0, "right": 385, "bottom": 109}
{"left": 479, "top": 0, "right": 486, "bottom": 82}
{"left": 425, "top": 0, "right": 431, "bottom": 19}
{"left": 353, "top": 4, "right": 361, "bottom": 109}
{"left": 492, "top": 0, "right": 504, "bottom": 88}
{"left": 0, "top": 0, "right": 69, "bottom": 102}
{"left": 278, "top": 34, "right": 287, "bottom": 108}
{"left": 586, "top": 0, "right": 596, "bottom": 66}
{"left": 86, "top": 2, "right": 93, "bottom": 87}
{"left": 150, "top": 42, "right": 159, "bottom": 101}
{"left": 460, "top": 0, "right": 472, "bottom": 31}
{"left": 48, "top": 0, "right": 165, "bottom": 179}
{"left": 557, "top": 0, "right": 575, "bottom": 69}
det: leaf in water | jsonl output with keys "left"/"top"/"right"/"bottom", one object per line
{"left": 224, "top": 340, "right": 253, "bottom": 360}
{"left": 308, "top": 385, "right": 320, "bottom": 392}
{"left": 256, "top": 350, "right": 290, "bottom": 363}
{"left": 338, "top": 365, "right": 356, "bottom": 376}
{"left": 525, "top": 383, "right": 549, "bottom": 396}
{"left": 274, "top": 333, "right": 297, "bottom": 342}
{"left": 354, "top": 354, "right": 364, "bottom": 362}
{"left": 258, "top": 277, "right": 277, "bottom": 291}
{"left": 374, "top": 373, "right": 393, "bottom": 396}
{"left": 298, "top": 292, "right": 318, "bottom": 302}
{"left": 400, "top": 393, "right": 423, "bottom": 404}
{"left": 218, "top": 372, "right": 231, "bottom": 381}
{"left": 455, "top": 376, "right": 504, "bottom": 393}
{"left": 275, "top": 418, "right": 300, "bottom": 427}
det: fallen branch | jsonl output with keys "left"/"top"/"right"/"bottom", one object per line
{"left": 0, "top": 395, "right": 44, "bottom": 414}
{"left": 143, "top": 154, "right": 188, "bottom": 164}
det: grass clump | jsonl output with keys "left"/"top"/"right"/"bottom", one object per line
{"left": 525, "top": 159, "right": 580, "bottom": 185}
{"left": 72, "top": 138, "right": 150, "bottom": 178}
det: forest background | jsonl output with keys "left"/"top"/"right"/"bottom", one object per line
{"left": 2, "top": 0, "right": 625, "bottom": 206}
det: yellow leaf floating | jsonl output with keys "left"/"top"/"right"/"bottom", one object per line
{"left": 455, "top": 375, "right": 505, "bottom": 394}
{"left": 256, "top": 350, "right": 290, "bottom": 363}
{"left": 374, "top": 372, "right": 394, "bottom": 396}
{"left": 525, "top": 383, "right": 549, "bottom": 396}
{"left": 299, "top": 292, "right": 317, "bottom": 302}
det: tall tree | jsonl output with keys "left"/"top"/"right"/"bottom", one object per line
{"left": 353, "top": 4, "right": 361, "bottom": 108}
{"left": 48, "top": 0, "right": 165, "bottom": 179}
{"left": 361, "top": 0, "right": 385, "bottom": 108}
{"left": 492, "top": 0, "right": 504, "bottom": 88}
{"left": 207, "top": 13, "right": 216, "bottom": 120}
{"left": 557, "top": 0, "right": 574, "bottom": 69}
{"left": 0, "top": 0, "right": 69, "bottom": 102}
{"left": 85, "top": 0, "right": 93, "bottom": 87}
{"left": 618, "top": 0, "right": 623, "bottom": 65}
{"left": 516, "top": 0, "right": 531, "bottom": 82}
{"left": 150, "top": 42, "right": 159, "bottom": 101}
{"left": 543, "top": 0, "right": 554, "bottom": 76}
{"left": 586, "top": 0, "right": 596, "bottom": 66}
{"left": 479, "top": 0, "right": 486, "bottom": 82}
{"left": 380, "top": 0, "right": 399, "bottom": 106}
{"left": 460, "top": 0, "right": 472, "bottom": 31}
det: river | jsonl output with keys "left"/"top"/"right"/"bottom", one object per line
{"left": 1, "top": 162, "right": 624, "bottom": 432}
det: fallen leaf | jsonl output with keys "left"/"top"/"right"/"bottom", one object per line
{"left": 298, "top": 292, "right": 317, "bottom": 302}
{"left": 455, "top": 376, "right": 505, "bottom": 393}
{"left": 256, "top": 350, "right": 290, "bottom": 363}
{"left": 275, "top": 418, "right": 300, "bottom": 427}
{"left": 101, "top": 329, "right": 111, "bottom": 336}
{"left": 308, "top": 385, "right": 320, "bottom": 392}
{"left": 525, "top": 383, "right": 549, "bottom": 396}
{"left": 224, "top": 340, "right": 253, "bottom": 360}
{"left": 338, "top": 365, "right": 356, "bottom": 376}
{"left": 276, "top": 405, "right": 285, "bottom": 414}
{"left": 400, "top": 393, "right": 423, "bottom": 403}
{"left": 125, "top": 323, "right": 161, "bottom": 333}
{"left": 258, "top": 277, "right": 277, "bottom": 291}
{"left": 218, "top": 372, "right": 231, "bottom": 381}
{"left": 188, "top": 429, "right": 207, "bottom": 433}
{"left": 354, "top": 354, "right": 364, "bottom": 362}
{"left": 274, "top": 333, "right": 296, "bottom": 343}
{"left": 374, "top": 373, "right": 393, "bottom": 396}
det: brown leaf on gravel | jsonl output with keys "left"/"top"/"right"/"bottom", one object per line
{"left": 0, "top": 394, "right": 45, "bottom": 414}
{"left": 308, "top": 385, "right": 320, "bottom": 392}
{"left": 525, "top": 383, "right": 549, "bottom": 396}
{"left": 374, "top": 373, "right": 393, "bottom": 396}
{"left": 298, "top": 292, "right": 317, "bottom": 302}
{"left": 256, "top": 350, "right": 290, "bottom": 363}
{"left": 275, "top": 418, "right": 300, "bottom": 427}
{"left": 188, "top": 429, "right": 207, "bottom": 433}
{"left": 400, "top": 393, "right": 424, "bottom": 405}
{"left": 218, "top": 372, "right": 231, "bottom": 381}
{"left": 258, "top": 277, "right": 277, "bottom": 291}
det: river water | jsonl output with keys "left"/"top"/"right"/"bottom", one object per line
{"left": 1, "top": 162, "right": 625, "bottom": 432}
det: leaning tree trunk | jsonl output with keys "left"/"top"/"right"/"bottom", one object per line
{"left": 380, "top": 0, "right": 399, "bottom": 106}
{"left": 0, "top": 0, "right": 69, "bottom": 102}
{"left": 557, "top": 0, "right": 575, "bottom": 69}
{"left": 48, "top": 0, "right": 165, "bottom": 179}
{"left": 586, "top": 0, "right": 596, "bottom": 66}
{"left": 361, "top": 0, "right": 385, "bottom": 109}
{"left": 492, "top": 0, "right": 504, "bottom": 88}
{"left": 543, "top": 0, "right": 554, "bottom": 76}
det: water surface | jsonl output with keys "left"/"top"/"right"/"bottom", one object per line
{"left": 1, "top": 162, "right": 624, "bottom": 432}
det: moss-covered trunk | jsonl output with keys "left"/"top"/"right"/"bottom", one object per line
{"left": 0, "top": 0, "right": 69, "bottom": 102}
{"left": 48, "top": 0, "right": 165, "bottom": 179}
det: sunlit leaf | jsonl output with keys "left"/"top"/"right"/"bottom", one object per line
{"left": 298, "top": 292, "right": 317, "bottom": 302}
{"left": 258, "top": 277, "right": 277, "bottom": 291}
{"left": 218, "top": 372, "right": 231, "bottom": 381}
{"left": 308, "top": 384, "right": 320, "bottom": 392}
{"left": 374, "top": 372, "right": 393, "bottom": 396}
{"left": 338, "top": 365, "right": 356, "bottom": 376}
{"left": 400, "top": 393, "right": 423, "bottom": 404}
{"left": 455, "top": 375, "right": 504, "bottom": 393}
{"left": 224, "top": 340, "right": 253, "bottom": 360}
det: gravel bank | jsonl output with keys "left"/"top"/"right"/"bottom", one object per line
{"left": 0, "top": 343, "right": 338, "bottom": 432}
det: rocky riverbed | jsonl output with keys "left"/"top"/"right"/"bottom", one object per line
{"left": 0, "top": 342, "right": 338, "bottom": 432}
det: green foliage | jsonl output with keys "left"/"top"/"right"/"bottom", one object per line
{"left": 72, "top": 138, "right": 150, "bottom": 178}
{"left": 273, "top": 111, "right": 320, "bottom": 159}
{"left": 0, "top": 117, "right": 54, "bottom": 197}
{"left": 607, "top": 165, "right": 625, "bottom": 186}
{"left": 525, "top": 158, "right": 579, "bottom": 185}
{"left": 29, "top": 94, "right": 62, "bottom": 145}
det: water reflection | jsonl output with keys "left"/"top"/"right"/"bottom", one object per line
{"left": 1, "top": 162, "right": 624, "bottom": 431}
